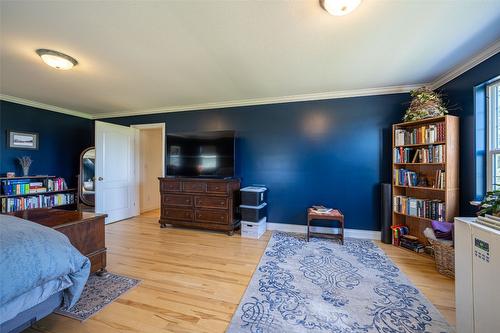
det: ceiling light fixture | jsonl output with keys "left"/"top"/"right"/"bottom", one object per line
{"left": 35, "top": 49, "right": 78, "bottom": 70}
{"left": 320, "top": 0, "right": 362, "bottom": 16}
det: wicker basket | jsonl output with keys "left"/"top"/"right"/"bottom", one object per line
{"left": 428, "top": 238, "right": 455, "bottom": 278}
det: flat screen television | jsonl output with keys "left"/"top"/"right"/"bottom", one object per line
{"left": 166, "top": 130, "right": 235, "bottom": 178}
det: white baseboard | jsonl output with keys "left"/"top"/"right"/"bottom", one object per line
{"left": 266, "top": 222, "right": 381, "bottom": 240}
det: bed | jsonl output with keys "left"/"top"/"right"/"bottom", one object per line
{"left": 0, "top": 214, "right": 90, "bottom": 333}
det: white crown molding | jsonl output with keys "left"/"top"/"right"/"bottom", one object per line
{"left": 266, "top": 222, "right": 381, "bottom": 240}
{"left": 430, "top": 39, "right": 500, "bottom": 90}
{"left": 0, "top": 94, "right": 93, "bottom": 119}
{"left": 94, "top": 84, "right": 424, "bottom": 119}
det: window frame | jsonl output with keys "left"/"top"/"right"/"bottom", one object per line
{"left": 486, "top": 79, "right": 500, "bottom": 191}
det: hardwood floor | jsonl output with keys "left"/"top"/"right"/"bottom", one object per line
{"left": 27, "top": 210, "right": 455, "bottom": 332}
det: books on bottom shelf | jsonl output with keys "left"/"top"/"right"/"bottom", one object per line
{"left": 1, "top": 192, "right": 75, "bottom": 213}
{"left": 393, "top": 195, "right": 446, "bottom": 221}
{"left": 399, "top": 235, "right": 425, "bottom": 253}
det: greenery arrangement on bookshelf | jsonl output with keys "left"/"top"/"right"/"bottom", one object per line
{"left": 403, "top": 87, "right": 448, "bottom": 122}
{"left": 477, "top": 190, "right": 500, "bottom": 217}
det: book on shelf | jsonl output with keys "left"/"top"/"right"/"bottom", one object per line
{"left": 394, "top": 123, "right": 445, "bottom": 146}
{"left": 1, "top": 192, "right": 75, "bottom": 213}
{"left": 1, "top": 177, "right": 68, "bottom": 196}
{"left": 434, "top": 170, "right": 446, "bottom": 189}
{"left": 393, "top": 145, "right": 445, "bottom": 164}
{"left": 393, "top": 195, "right": 446, "bottom": 221}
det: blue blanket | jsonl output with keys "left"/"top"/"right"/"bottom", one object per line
{"left": 0, "top": 215, "right": 90, "bottom": 324}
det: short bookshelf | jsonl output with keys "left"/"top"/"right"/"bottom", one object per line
{"left": 392, "top": 115, "right": 459, "bottom": 244}
{"left": 0, "top": 175, "right": 77, "bottom": 213}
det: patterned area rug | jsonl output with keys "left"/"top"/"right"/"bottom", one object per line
{"left": 55, "top": 272, "right": 140, "bottom": 321}
{"left": 227, "top": 232, "right": 453, "bottom": 333}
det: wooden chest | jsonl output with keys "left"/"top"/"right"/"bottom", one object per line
{"left": 9, "top": 208, "right": 107, "bottom": 274}
{"left": 158, "top": 177, "right": 240, "bottom": 235}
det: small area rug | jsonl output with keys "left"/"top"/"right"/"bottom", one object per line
{"left": 227, "top": 232, "right": 453, "bottom": 333}
{"left": 55, "top": 272, "right": 140, "bottom": 321}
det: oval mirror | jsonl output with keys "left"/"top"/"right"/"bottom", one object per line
{"left": 79, "top": 147, "right": 95, "bottom": 207}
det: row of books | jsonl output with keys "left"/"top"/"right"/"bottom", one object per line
{"left": 393, "top": 145, "right": 445, "bottom": 163}
{"left": 393, "top": 168, "right": 418, "bottom": 187}
{"left": 0, "top": 193, "right": 75, "bottom": 213}
{"left": 394, "top": 123, "right": 445, "bottom": 146}
{"left": 1, "top": 177, "right": 68, "bottom": 196}
{"left": 393, "top": 195, "right": 446, "bottom": 221}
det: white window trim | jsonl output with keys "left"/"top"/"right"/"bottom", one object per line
{"left": 486, "top": 80, "right": 500, "bottom": 191}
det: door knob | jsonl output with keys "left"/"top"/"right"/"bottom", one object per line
{"left": 98, "top": 177, "right": 104, "bottom": 181}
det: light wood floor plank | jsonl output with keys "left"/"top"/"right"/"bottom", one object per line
{"left": 26, "top": 210, "right": 455, "bottom": 332}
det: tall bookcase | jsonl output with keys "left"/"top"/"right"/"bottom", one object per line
{"left": 392, "top": 115, "right": 459, "bottom": 244}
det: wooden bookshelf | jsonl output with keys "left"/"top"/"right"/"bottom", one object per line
{"left": 392, "top": 115, "right": 459, "bottom": 244}
{"left": 0, "top": 175, "right": 77, "bottom": 213}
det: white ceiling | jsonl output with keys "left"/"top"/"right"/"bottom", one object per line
{"left": 1, "top": 0, "right": 500, "bottom": 118}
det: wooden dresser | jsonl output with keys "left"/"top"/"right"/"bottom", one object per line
{"left": 10, "top": 208, "right": 107, "bottom": 274}
{"left": 159, "top": 177, "right": 241, "bottom": 235}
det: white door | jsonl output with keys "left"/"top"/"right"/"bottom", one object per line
{"left": 95, "top": 121, "right": 138, "bottom": 223}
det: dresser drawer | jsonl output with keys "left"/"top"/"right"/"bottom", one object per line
{"left": 162, "top": 194, "right": 193, "bottom": 207}
{"left": 195, "top": 210, "right": 228, "bottom": 224}
{"left": 182, "top": 181, "right": 206, "bottom": 193}
{"left": 160, "top": 180, "right": 181, "bottom": 192}
{"left": 206, "top": 182, "right": 228, "bottom": 194}
{"left": 195, "top": 196, "right": 228, "bottom": 209}
{"left": 164, "top": 208, "right": 193, "bottom": 221}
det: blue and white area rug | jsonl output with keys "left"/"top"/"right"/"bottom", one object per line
{"left": 227, "top": 232, "right": 453, "bottom": 333}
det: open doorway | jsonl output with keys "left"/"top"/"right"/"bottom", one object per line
{"left": 131, "top": 123, "right": 165, "bottom": 214}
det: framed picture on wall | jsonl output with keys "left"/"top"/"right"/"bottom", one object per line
{"left": 8, "top": 130, "right": 39, "bottom": 150}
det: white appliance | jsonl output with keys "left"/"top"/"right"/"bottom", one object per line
{"left": 455, "top": 217, "right": 500, "bottom": 333}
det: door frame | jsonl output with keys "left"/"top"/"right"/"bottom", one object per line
{"left": 131, "top": 123, "right": 166, "bottom": 213}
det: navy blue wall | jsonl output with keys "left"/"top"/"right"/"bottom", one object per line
{"left": 0, "top": 101, "right": 93, "bottom": 187}
{"left": 438, "top": 52, "right": 500, "bottom": 216}
{"left": 104, "top": 94, "right": 408, "bottom": 230}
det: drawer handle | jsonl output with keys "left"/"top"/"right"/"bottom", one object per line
{"left": 220, "top": 201, "right": 225, "bottom": 205}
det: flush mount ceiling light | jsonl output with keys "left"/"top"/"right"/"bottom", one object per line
{"left": 35, "top": 49, "right": 78, "bottom": 70}
{"left": 320, "top": 0, "right": 362, "bottom": 16}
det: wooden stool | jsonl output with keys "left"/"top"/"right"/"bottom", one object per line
{"left": 307, "top": 208, "right": 344, "bottom": 244}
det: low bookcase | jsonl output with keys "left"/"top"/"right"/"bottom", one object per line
{"left": 0, "top": 175, "right": 76, "bottom": 213}
{"left": 392, "top": 115, "right": 459, "bottom": 244}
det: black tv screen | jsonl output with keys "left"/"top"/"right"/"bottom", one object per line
{"left": 166, "top": 131, "right": 235, "bottom": 178}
